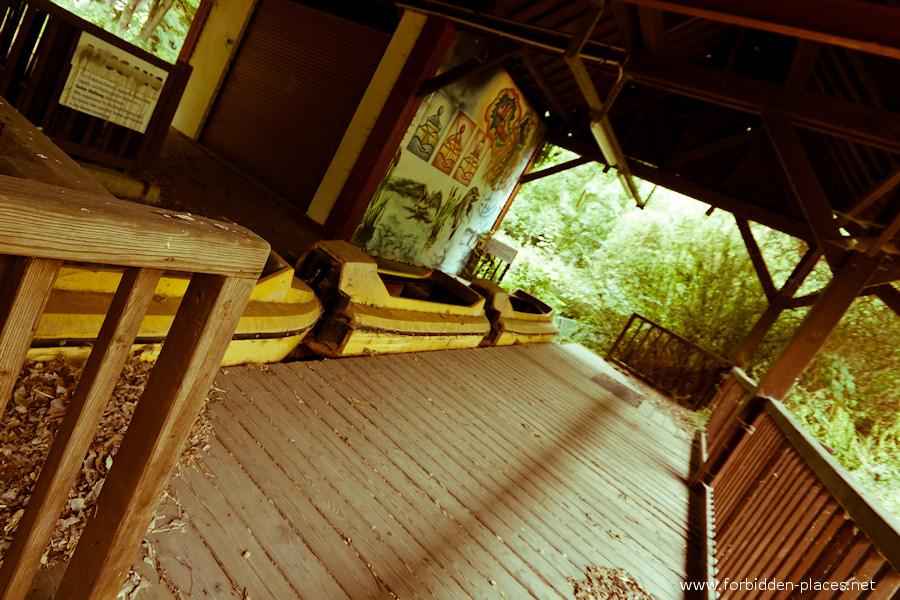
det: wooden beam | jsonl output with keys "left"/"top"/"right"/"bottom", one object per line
{"left": 625, "top": 51, "right": 900, "bottom": 155}
{"left": 325, "top": 17, "right": 455, "bottom": 240}
{"left": 731, "top": 247, "right": 823, "bottom": 367}
{"left": 0, "top": 175, "right": 269, "bottom": 278}
{"left": 786, "top": 291, "right": 822, "bottom": 309}
{"left": 418, "top": 45, "right": 518, "bottom": 96}
{"left": 662, "top": 107, "right": 717, "bottom": 169}
{"left": 610, "top": 0, "right": 638, "bottom": 49}
{"left": 520, "top": 50, "right": 570, "bottom": 122}
{"left": 873, "top": 284, "right": 900, "bottom": 317}
{"left": 867, "top": 210, "right": 900, "bottom": 257}
{"left": 841, "top": 168, "right": 900, "bottom": 224}
{"left": 762, "top": 113, "right": 845, "bottom": 268}
{"left": 519, "top": 155, "right": 593, "bottom": 183}
{"left": 667, "top": 128, "right": 757, "bottom": 169}
{"left": 637, "top": 5, "right": 666, "bottom": 52}
{"left": 789, "top": 41, "right": 822, "bottom": 90}
{"left": 735, "top": 216, "right": 776, "bottom": 301}
{"left": 756, "top": 250, "right": 884, "bottom": 401}
{"left": 616, "top": 0, "right": 900, "bottom": 62}
{"left": 177, "top": 0, "right": 213, "bottom": 62}
{"left": 545, "top": 130, "right": 821, "bottom": 239}
{"left": 627, "top": 159, "right": 814, "bottom": 240}
{"left": 564, "top": 0, "right": 606, "bottom": 58}
{"left": 396, "top": 0, "right": 629, "bottom": 64}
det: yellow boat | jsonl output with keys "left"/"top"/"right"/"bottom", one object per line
{"left": 29, "top": 251, "right": 322, "bottom": 366}
{"left": 296, "top": 240, "right": 490, "bottom": 357}
{"left": 469, "top": 279, "right": 558, "bottom": 346}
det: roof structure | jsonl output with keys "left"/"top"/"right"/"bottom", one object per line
{"left": 397, "top": 0, "right": 900, "bottom": 310}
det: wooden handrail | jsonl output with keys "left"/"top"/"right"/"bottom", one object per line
{"left": 711, "top": 398, "right": 900, "bottom": 596}
{"left": 766, "top": 398, "right": 900, "bottom": 571}
{"left": 0, "top": 175, "right": 269, "bottom": 277}
{"left": 0, "top": 98, "right": 269, "bottom": 599}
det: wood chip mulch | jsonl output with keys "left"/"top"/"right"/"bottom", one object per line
{"left": 0, "top": 356, "right": 213, "bottom": 576}
{"left": 569, "top": 566, "right": 658, "bottom": 600}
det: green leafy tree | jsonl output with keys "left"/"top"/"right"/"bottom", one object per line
{"left": 53, "top": 0, "right": 199, "bottom": 63}
{"left": 496, "top": 144, "right": 900, "bottom": 515}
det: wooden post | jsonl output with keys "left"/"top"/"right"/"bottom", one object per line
{"left": 756, "top": 250, "right": 884, "bottom": 401}
{"left": 55, "top": 274, "right": 257, "bottom": 599}
{"left": 731, "top": 247, "right": 821, "bottom": 368}
{"left": 0, "top": 268, "right": 162, "bottom": 600}
{"left": 0, "top": 256, "right": 61, "bottom": 414}
{"left": 325, "top": 17, "right": 455, "bottom": 240}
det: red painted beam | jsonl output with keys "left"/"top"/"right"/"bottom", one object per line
{"left": 326, "top": 17, "right": 455, "bottom": 241}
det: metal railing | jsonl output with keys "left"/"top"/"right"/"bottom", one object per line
{"left": 606, "top": 313, "right": 730, "bottom": 409}
{"left": 0, "top": 99, "right": 269, "bottom": 599}
{"left": 0, "top": 0, "right": 191, "bottom": 171}
{"left": 711, "top": 398, "right": 900, "bottom": 598}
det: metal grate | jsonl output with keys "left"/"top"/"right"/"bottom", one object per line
{"left": 591, "top": 373, "right": 643, "bottom": 408}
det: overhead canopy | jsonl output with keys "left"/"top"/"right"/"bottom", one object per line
{"left": 396, "top": 0, "right": 900, "bottom": 290}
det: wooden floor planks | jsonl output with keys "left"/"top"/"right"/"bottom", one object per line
{"left": 147, "top": 344, "right": 695, "bottom": 599}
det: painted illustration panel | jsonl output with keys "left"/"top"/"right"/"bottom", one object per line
{"left": 453, "top": 129, "right": 490, "bottom": 186}
{"left": 352, "top": 62, "right": 544, "bottom": 274}
{"left": 431, "top": 111, "right": 475, "bottom": 175}
{"left": 406, "top": 91, "right": 455, "bottom": 161}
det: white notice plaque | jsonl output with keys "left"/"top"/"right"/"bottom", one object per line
{"left": 59, "top": 33, "right": 169, "bottom": 134}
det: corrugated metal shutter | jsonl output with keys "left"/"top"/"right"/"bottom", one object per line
{"left": 201, "top": 0, "right": 391, "bottom": 211}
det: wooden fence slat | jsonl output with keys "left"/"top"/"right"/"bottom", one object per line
{"left": 0, "top": 255, "right": 60, "bottom": 413}
{"left": 713, "top": 399, "right": 900, "bottom": 599}
{"left": 0, "top": 267, "right": 162, "bottom": 600}
{"left": 55, "top": 274, "right": 257, "bottom": 600}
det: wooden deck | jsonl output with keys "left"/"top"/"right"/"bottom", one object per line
{"left": 146, "top": 344, "right": 696, "bottom": 599}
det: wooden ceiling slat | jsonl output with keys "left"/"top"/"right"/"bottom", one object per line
{"left": 521, "top": 49, "right": 570, "bottom": 120}
{"left": 668, "top": 129, "right": 757, "bottom": 169}
{"left": 625, "top": 52, "right": 900, "bottom": 155}
{"left": 785, "top": 40, "right": 820, "bottom": 89}
{"left": 615, "top": 0, "right": 900, "bottom": 61}
{"left": 843, "top": 169, "right": 900, "bottom": 223}
{"left": 844, "top": 50, "right": 885, "bottom": 110}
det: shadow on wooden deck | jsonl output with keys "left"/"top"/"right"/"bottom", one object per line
{"left": 142, "top": 343, "right": 698, "bottom": 599}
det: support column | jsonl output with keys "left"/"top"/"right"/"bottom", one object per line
{"left": 756, "top": 250, "right": 884, "bottom": 401}
{"left": 731, "top": 247, "right": 821, "bottom": 367}
{"left": 323, "top": 16, "right": 455, "bottom": 240}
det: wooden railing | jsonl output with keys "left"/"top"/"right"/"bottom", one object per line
{"left": 692, "top": 367, "right": 758, "bottom": 484}
{"left": 606, "top": 313, "right": 730, "bottom": 409}
{"left": 0, "top": 100, "right": 269, "bottom": 599}
{"left": 0, "top": 0, "right": 191, "bottom": 171}
{"left": 710, "top": 398, "right": 900, "bottom": 598}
